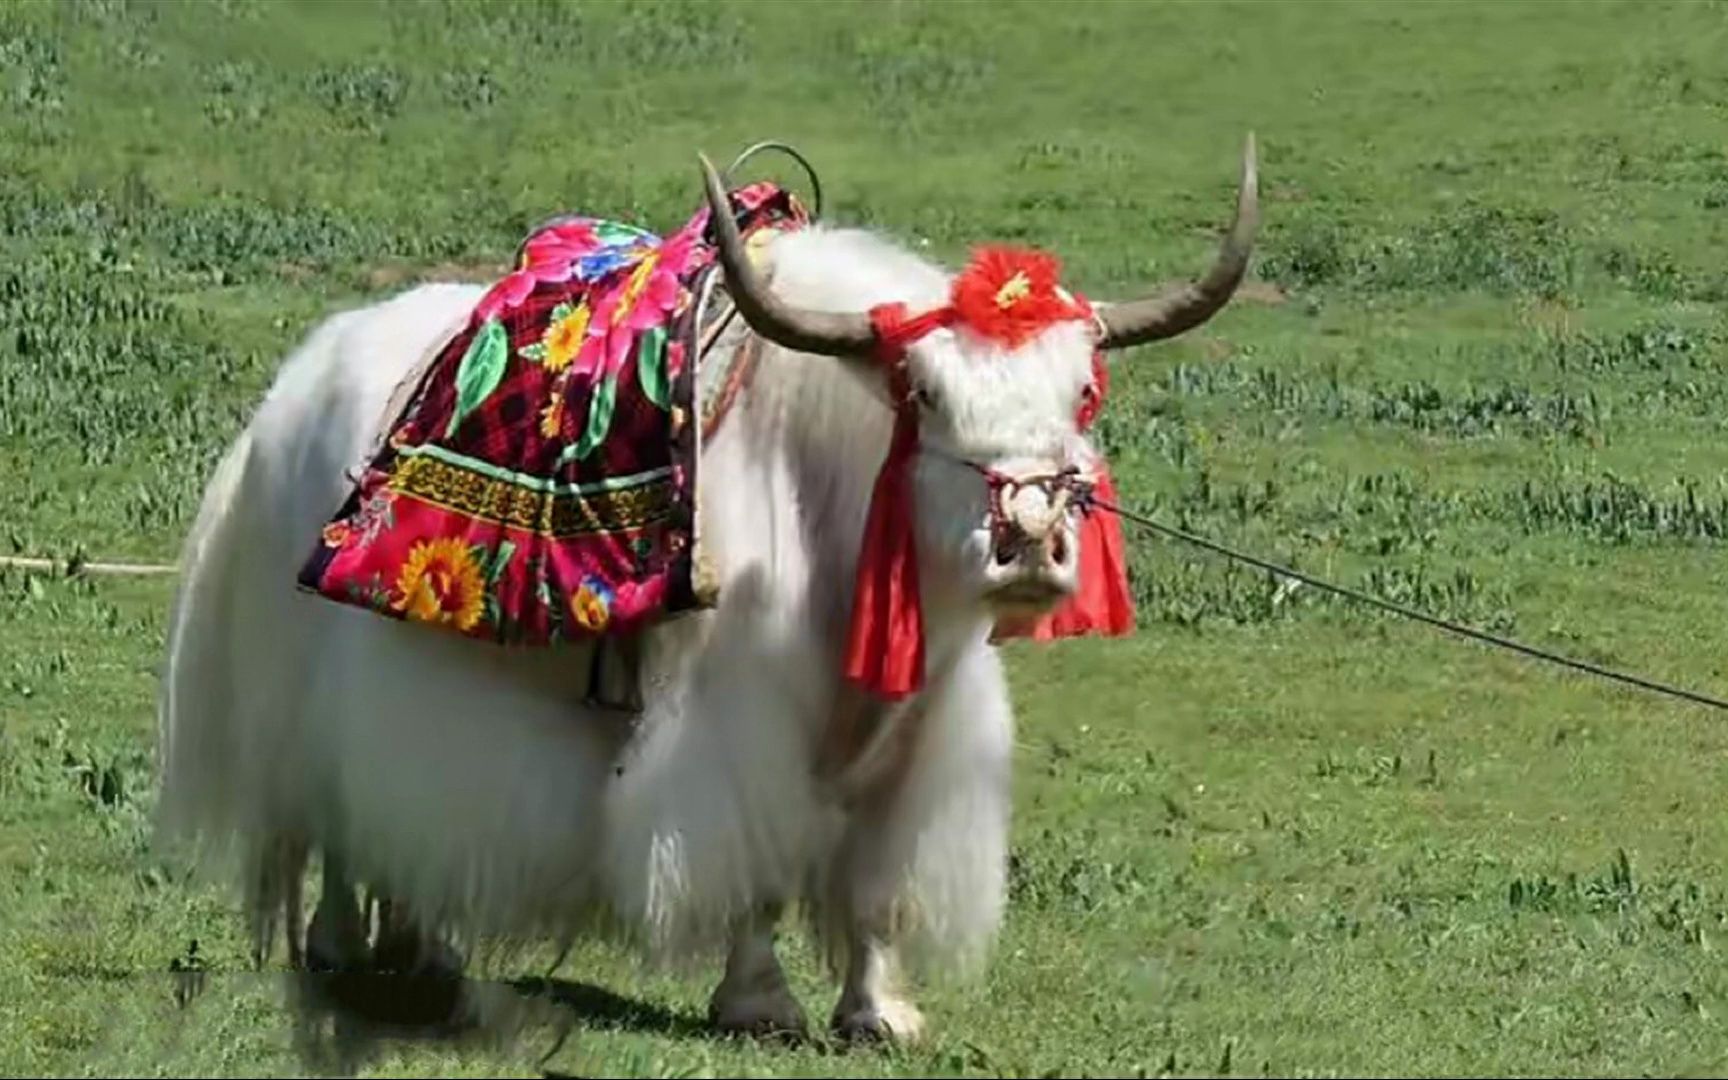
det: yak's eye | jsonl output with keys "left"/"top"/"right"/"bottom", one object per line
{"left": 913, "top": 385, "right": 938, "bottom": 411}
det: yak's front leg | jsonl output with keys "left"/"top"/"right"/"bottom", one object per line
{"left": 831, "top": 920, "right": 925, "bottom": 1044}
{"left": 824, "top": 738, "right": 929, "bottom": 1046}
{"left": 823, "top": 645, "right": 1013, "bottom": 1047}
{"left": 708, "top": 901, "right": 808, "bottom": 1039}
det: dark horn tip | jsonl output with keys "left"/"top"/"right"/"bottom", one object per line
{"left": 1095, "top": 132, "right": 1265, "bottom": 351}
{"left": 1240, "top": 133, "right": 1260, "bottom": 215}
{"left": 688, "top": 144, "right": 877, "bottom": 360}
{"left": 697, "top": 153, "right": 725, "bottom": 199}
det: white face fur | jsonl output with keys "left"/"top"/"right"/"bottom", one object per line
{"left": 901, "top": 318, "right": 1100, "bottom": 617}
{"left": 747, "top": 224, "right": 1104, "bottom": 617}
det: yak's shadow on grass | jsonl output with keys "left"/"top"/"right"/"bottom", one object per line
{"left": 280, "top": 966, "right": 714, "bottom": 1077}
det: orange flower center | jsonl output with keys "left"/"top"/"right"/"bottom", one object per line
{"left": 410, "top": 563, "right": 457, "bottom": 615}
{"left": 394, "top": 538, "right": 486, "bottom": 632}
{"left": 541, "top": 304, "right": 591, "bottom": 372}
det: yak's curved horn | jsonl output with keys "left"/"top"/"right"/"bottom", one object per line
{"left": 698, "top": 153, "right": 876, "bottom": 358}
{"left": 1097, "top": 133, "right": 1260, "bottom": 351}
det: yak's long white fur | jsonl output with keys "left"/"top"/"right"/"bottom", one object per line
{"left": 155, "top": 221, "right": 1096, "bottom": 987}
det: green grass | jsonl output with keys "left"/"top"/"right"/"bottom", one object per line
{"left": 7, "top": 0, "right": 1728, "bottom": 1074}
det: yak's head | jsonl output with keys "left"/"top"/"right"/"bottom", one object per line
{"left": 698, "top": 138, "right": 1258, "bottom": 623}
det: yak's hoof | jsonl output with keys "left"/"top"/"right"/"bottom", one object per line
{"left": 372, "top": 934, "right": 465, "bottom": 981}
{"left": 709, "top": 989, "right": 809, "bottom": 1043}
{"left": 831, "top": 998, "right": 926, "bottom": 1046}
{"left": 304, "top": 913, "right": 368, "bottom": 974}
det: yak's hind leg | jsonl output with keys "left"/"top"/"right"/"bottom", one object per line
{"left": 822, "top": 640, "right": 1013, "bottom": 1044}
{"left": 246, "top": 834, "right": 308, "bottom": 970}
{"left": 372, "top": 895, "right": 466, "bottom": 980}
{"left": 305, "top": 849, "right": 370, "bottom": 973}
{"left": 708, "top": 902, "right": 807, "bottom": 1039}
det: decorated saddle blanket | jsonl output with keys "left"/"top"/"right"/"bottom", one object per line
{"left": 296, "top": 182, "right": 810, "bottom": 647}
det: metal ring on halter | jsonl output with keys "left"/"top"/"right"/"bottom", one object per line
{"left": 517, "top": 142, "right": 821, "bottom": 267}
{"left": 922, "top": 444, "right": 1097, "bottom": 529}
{"left": 689, "top": 262, "right": 737, "bottom": 364}
{"left": 723, "top": 140, "right": 824, "bottom": 220}
{"left": 694, "top": 141, "right": 821, "bottom": 346}
{"left": 694, "top": 142, "right": 817, "bottom": 358}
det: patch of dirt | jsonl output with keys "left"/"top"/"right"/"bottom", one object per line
{"left": 1200, "top": 336, "right": 1235, "bottom": 361}
{"left": 1517, "top": 296, "right": 1578, "bottom": 337}
{"left": 362, "top": 259, "right": 509, "bottom": 292}
{"left": 273, "top": 258, "right": 511, "bottom": 292}
{"left": 1236, "top": 280, "right": 1288, "bottom": 305}
{"left": 274, "top": 260, "right": 317, "bottom": 284}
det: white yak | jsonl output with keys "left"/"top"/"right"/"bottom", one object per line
{"left": 154, "top": 141, "right": 1258, "bottom": 1042}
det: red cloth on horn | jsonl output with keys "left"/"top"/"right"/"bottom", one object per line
{"left": 841, "top": 303, "right": 953, "bottom": 700}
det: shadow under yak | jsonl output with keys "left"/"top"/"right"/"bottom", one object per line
{"left": 283, "top": 966, "right": 716, "bottom": 1077}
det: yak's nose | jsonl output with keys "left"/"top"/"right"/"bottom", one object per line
{"left": 992, "top": 481, "right": 1072, "bottom": 564}
{"left": 991, "top": 508, "right": 1071, "bottom": 571}
{"left": 983, "top": 480, "right": 1078, "bottom": 609}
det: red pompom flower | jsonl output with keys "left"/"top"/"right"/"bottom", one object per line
{"left": 948, "top": 245, "right": 1085, "bottom": 349}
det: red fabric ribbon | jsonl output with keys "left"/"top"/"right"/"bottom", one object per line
{"left": 840, "top": 303, "right": 949, "bottom": 700}
{"left": 841, "top": 288, "right": 1136, "bottom": 701}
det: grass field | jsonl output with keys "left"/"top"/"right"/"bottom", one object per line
{"left": 6, "top": 0, "right": 1728, "bottom": 1075}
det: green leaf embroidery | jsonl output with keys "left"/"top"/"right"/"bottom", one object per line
{"left": 636, "top": 326, "right": 670, "bottom": 410}
{"left": 487, "top": 540, "right": 517, "bottom": 585}
{"left": 538, "top": 571, "right": 563, "bottom": 641}
{"left": 571, "top": 370, "right": 619, "bottom": 461}
{"left": 364, "top": 573, "right": 390, "bottom": 612}
{"left": 595, "top": 220, "right": 650, "bottom": 246}
{"left": 446, "top": 318, "right": 509, "bottom": 438}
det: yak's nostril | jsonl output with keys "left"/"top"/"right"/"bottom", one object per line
{"left": 1049, "top": 529, "right": 1068, "bottom": 566}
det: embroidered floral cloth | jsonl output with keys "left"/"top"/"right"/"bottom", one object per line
{"left": 296, "top": 182, "right": 810, "bottom": 645}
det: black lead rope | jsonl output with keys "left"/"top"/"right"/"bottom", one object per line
{"left": 1083, "top": 493, "right": 1728, "bottom": 714}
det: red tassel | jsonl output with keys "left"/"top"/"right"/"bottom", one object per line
{"left": 840, "top": 407, "right": 924, "bottom": 698}
{"left": 841, "top": 304, "right": 944, "bottom": 700}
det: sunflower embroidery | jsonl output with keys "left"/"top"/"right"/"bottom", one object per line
{"left": 520, "top": 300, "right": 592, "bottom": 373}
{"left": 392, "top": 537, "right": 487, "bottom": 632}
